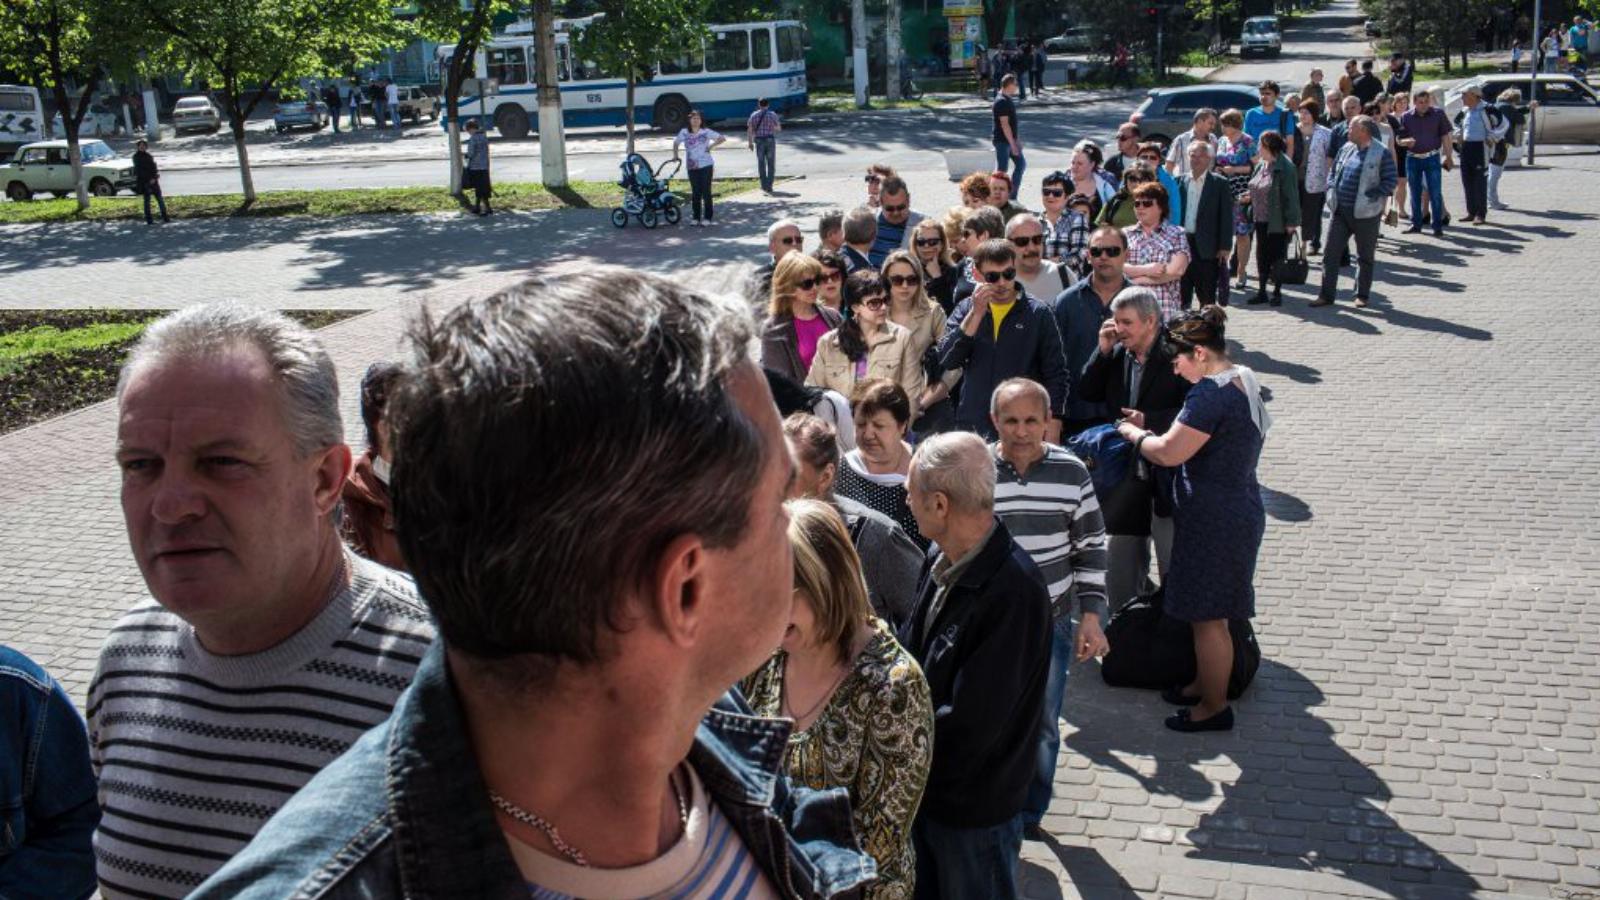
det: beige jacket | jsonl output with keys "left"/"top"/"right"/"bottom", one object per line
{"left": 894, "top": 298, "right": 962, "bottom": 392}
{"left": 805, "top": 321, "right": 926, "bottom": 412}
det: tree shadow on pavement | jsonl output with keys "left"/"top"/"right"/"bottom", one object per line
{"left": 1064, "top": 662, "right": 1480, "bottom": 898}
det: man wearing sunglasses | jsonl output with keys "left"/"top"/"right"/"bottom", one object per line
{"left": 939, "top": 239, "right": 1069, "bottom": 441}
{"left": 1005, "top": 216, "right": 1064, "bottom": 303}
{"left": 1105, "top": 123, "right": 1141, "bottom": 182}
{"left": 869, "top": 175, "right": 928, "bottom": 267}
{"left": 742, "top": 218, "right": 805, "bottom": 309}
{"left": 1052, "top": 226, "right": 1131, "bottom": 436}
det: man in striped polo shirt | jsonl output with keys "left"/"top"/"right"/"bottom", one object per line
{"left": 91, "top": 305, "right": 435, "bottom": 899}
{"left": 989, "top": 378, "right": 1108, "bottom": 840}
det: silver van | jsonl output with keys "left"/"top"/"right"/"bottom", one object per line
{"left": 1240, "top": 17, "right": 1282, "bottom": 57}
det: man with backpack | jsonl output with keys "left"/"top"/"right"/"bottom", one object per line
{"left": 1244, "top": 80, "right": 1295, "bottom": 161}
{"left": 1452, "top": 85, "right": 1508, "bottom": 225}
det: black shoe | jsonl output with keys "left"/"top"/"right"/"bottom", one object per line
{"left": 1404, "top": 225, "right": 1424, "bottom": 234}
{"left": 1248, "top": 291, "right": 1268, "bottom": 305}
{"left": 1269, "top": 293, "right": 1282, "bottom": 307}
{"left": 1165, "top": 706, "right": 1234, "bottom": 733}
{"left": 1161, "top": 687, "right": 1201, "bottom": 706}
{"left": 1433, "top": 229, "right": 1444, "bottom": 237}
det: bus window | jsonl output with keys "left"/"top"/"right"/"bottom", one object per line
{"left": 706, "top": 30, "right": 750, "bottom": 72}
{"left": 660, "top": 43, "right": 704, "bottom": 75}
{"left": 488, "top": 47, "right": 529, "bottom": 85}
{"left": 752, "top": 28, "right": 772, "bottom": 70}
{"left": 778, "top": 26, "right": 805, "bottom": 63}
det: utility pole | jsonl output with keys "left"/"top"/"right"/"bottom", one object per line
{"left": 1525, "top": 0, "right": 1540, "bottom": 164}
{"left": 886, "top": 0, "right": 902, "bottom": 101}
{"left": 851, "top": 0, "right": 869, "bottom": 108}
{"left": 535, "top": 0, "right": 568, "bottom": 187}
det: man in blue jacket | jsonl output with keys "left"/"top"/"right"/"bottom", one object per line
{"left": 939, "top": 238, "right": 1069, "bottom": 441}
{"left": 900, "top": 432, "right": 1052, "bottom": 899}
{"left": 0, "top": 646, "right": 99, "bottom": 900}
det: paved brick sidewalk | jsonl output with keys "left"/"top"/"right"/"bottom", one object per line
{"left": 2, "top": 150, "right": 1598, "bottom": 899}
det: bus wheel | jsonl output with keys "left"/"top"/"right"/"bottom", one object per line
{"left": 640, "top": 209, "right": 659, "bottom": 229}
{"left": 653, "top": 95, "right": 690, "bottom": 133}
{"left": 611, "top": 208, "right": 628, "bottom": 228}
{"left": 495, "top": 105, "right": 531, "bottom": 140}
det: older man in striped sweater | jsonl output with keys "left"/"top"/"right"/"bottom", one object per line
{"left": 91, "top": 304, "right": 434, "bottom": 899}
{"left": 989, "top": 377, "right": 1109, "bottom": 841}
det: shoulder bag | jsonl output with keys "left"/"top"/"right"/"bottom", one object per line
{"left": 1274, "top": 232, "right": 1309, "bottom": 285}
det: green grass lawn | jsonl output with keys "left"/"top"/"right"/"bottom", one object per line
{"left": 0, "top": 310, "right": 355, "bottom": 434}
{"left": 1410, "top": 61, "right": 1507, "bottom": 81}
{"left": 0, "top": 178, "right": 760, "bottom": 226}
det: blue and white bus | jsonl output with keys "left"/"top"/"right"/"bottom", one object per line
{"left": 439, "top": 20, "right": 807, "bottom": 138}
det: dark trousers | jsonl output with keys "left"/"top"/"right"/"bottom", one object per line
{"left": 913, "top": 814, "right": 1023, "bottom": 900}
{"left": 1300, "top": 187, "right": 1326, "bottom": 249}
{"left": 1460, "top": 141, "right": 1488, "bottom": 219}
{"left": 141, "top": 185, "right": 168, "bottom": 223}
{"left": 688, "top": 165, "right": 714, "bottom": 221}
{"left": 753, "top": 136, "right": 776, "bottom": 192}
{"left": 1180, "top": 233, "right": 1221, "bottom": 308}
{"left": 1253, "top": 223, "right": 1288, "bottom": 293}
{"left": 1318, "top": 207, "right": 1380, "bottom": 301}
{"left": 1029, "top": 68, "right": 1044, "bottom": 94}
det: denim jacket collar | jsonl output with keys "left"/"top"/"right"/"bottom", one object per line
{"left": 384, "top": 642, "right": 874, "bottom": 899}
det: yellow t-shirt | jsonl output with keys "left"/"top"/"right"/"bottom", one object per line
{"left": 989, "top": 300, "right": 1016, "bottom": 339}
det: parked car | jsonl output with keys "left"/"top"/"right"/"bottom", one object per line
{"left": 1, "top": 139, "right": 136, "bottom": 201}
{"left": 1364, "top": 18, "right": 1381, "bottom": 38}
{"left": 1445, "top": 73, "right": 1600, "bottom": 145}
{"left": 172, "top": 95, "right": 223, "bottom": 134}
{"left": 393, "top": 85, "right": 439, "bottom": 124}
{"left": 1240, "top": 16, "right": 1282, "bottom": 57}
{"left": 273, "top": 93, "right": 329, "bottom": 132}
{"left": 1128, "top": 83, "right": 1261, "bottom": 146}
{"left": 50, "top": 104, "right": 118, "bottom": 138}
{"left": 1044, "top": 25, "right": 1094, "bottom": 55}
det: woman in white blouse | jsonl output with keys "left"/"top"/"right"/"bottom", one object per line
{"left": 1295, "top": 101, "right": 1333, "bottom": 256}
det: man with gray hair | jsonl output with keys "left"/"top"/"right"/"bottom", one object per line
{"left": 841, "top": 205, "right": 878, "bottom": 273}
{"left": 194, "top": 271, "right": 873, "bottom": 898}
{"left": 1313, "top": 114, "right": 1397, "bottom": 309}
{"left": 92, "top": 304, "right": 435, "bottom": 899}
{"left": 901, "top": 431, "right": 1051, "bottom": 899}
{"left": 743, "top": 217, "right": 805, "bottom": 309}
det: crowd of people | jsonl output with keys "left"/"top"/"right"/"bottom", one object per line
{"left": 7, "top": 48, "right": 1541, "bottom": 900}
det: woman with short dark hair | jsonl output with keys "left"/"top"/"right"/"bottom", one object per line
{"left": 834, "top": 379, "right": 923, "bottom": 546}
{"left": 1117, "top": 306, "right": 1267, "bottom": 734}
{"left": 1245, "top": 130, "right": 1300, "bottom": 307}
{"left": 1122, "top": 181, "right": 1190, "bottom": 321}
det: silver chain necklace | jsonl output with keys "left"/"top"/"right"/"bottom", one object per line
{"left": 490, "top": 770, "right": 688, "bottom": 868}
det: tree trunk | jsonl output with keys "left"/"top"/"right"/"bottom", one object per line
{"left": 625, "top": 73, "right": 637, "bottom": 155}
{"left": 886, "top": 0, "right": 903, "bottom": 101}
{"left": 851, "top": 0, "right": 869, "bottom": 108}
{"left": 445, "top": 56, "right": 467, "bottom": 195}
{"left": 68, "top": 134, "right": 87, "bottom": 211}
{"left": 984, "top": 0, "right": 1011, "bottom": 47}
{"left": 448, "top": 118, "right": 464, "bottom": 196}
{"left": 535, "top": 0, "right": 568, "bottom": 187}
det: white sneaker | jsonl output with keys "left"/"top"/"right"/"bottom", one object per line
{"left": 691, "top": 218, "right": 702, "bottom": 227}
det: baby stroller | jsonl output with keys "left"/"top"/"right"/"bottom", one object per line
{"left": 611, "top": 153, "right": 682, "bottom": 228}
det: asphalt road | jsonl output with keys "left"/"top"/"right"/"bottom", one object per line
{"left": 1210, "top": 0, "right": 1378, "bottom": 87}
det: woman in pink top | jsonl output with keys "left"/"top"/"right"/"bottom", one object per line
{"left": 760, "top": 253, "right": 843, "bottom": 384}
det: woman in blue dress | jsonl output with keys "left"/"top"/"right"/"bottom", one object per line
{"left": 1116, "top": 305, "right": 1269, "bottom": 733}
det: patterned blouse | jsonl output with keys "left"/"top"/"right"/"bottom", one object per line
{"left": 835, "top": 452, "right": 927, "bottom": 549}
{"left": 741, "top": 619, "right": 933, "bottom": 900}
{"left": 1123, "top": 222, "right": 1190, "bottom": 322}
{"left": 1040, "top": 211, "right": 1090, "bottom": 279}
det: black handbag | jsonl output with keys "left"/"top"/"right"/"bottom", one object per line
{"left": 1100, "top": 588, "right": 1261, "bottom": 700}
{"left": 1273, "top": 233, "right": 1309, "bottom": 285}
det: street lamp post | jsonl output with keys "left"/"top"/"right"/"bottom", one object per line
{"left": 1526, "top": 0, "right": 1540, "bottom": 164}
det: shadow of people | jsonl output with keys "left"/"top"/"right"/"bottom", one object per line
{"left": 1064, "top": 662, "right": 1480, "bottom": 897}
{"left": 1228, "top": 340, "right": 1323, "bottom": 385}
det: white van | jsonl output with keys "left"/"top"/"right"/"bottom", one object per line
{"left": 1240, "top": 16, "right": 1283, "bottom": 57}
{"left": 0, "top": 85, "right": 46, "bottom": 159}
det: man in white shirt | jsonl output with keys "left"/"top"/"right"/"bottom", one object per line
{"left": 1165, "top": 108, "right": 1219, "bottom": 178}
{"left": 1007, "top": 215, "right": 1065, "bottom": 302}
{"left": 385, "top": 80, "right": 400, "bottom": 131}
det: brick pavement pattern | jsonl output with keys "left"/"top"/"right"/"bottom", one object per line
{"left": 2, "top": 152, "right": 1598, "bottom": 899}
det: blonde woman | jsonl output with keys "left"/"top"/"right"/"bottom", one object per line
{"left": 883, "top": 249, "right": 959, "bottom": 434}
{"left": 807, "top": 270, "right": 924, "bottom": 413}
{"left": 761, "top": 252, "right": 842, "bottom": 384}
{"left": 909, "top": 220, "right": 959, "bottom": 313}
{"left": 741, "top": 499, "right": 933, "bottom": 899}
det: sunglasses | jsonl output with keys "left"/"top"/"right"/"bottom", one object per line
{"left": 882, "top": 202, "right": 909, "bottom": 213}
{"left": 1132, "top": 199, "right": 1159, "bottom": 209}
{"left": 820, "top": 270, "right": 844, "bottom": 283}
{"left": 915, "top": 237, "right": 943, "bottom": 247}
{"left": 777, "top": 235, "right": 802, "bottom": 245}
{"left": 1088, "top": 245, "right": 1124, "bottom": 258}
{"left": 1041, "top": 188, "right": 1066, "bottom": 198}
{"left": 887, "top": 274, "right": 919, "bottom": 287}
{"left": 1010, "top": 235, "right": 1045, "bottom": 247}
{"left": 797, "top": 278, "right": 818, "bottom": 290}
{"left": 981, "top": 268, "right": 1017, "bottom": 284}
{"left": 865, "top": 174, "right": 881, "bottom": 184}
{"left": 859, "top": 296, "right": 888, "bottom": 309}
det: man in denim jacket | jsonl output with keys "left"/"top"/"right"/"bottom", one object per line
{"left": 194, "top": 270, "right": 875, "bottom": 899}
{"left": 0, "top": 646, "right": 99, "bottom": 900}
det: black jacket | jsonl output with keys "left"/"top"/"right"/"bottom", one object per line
{"left": 1177, "top": 171, "right": 1236, "bottom": 259}
{"left": 1352, "top": 71, "right": 1384, "bottom": 105}
{"left": 899, "top": 520, "right": 1051, "bottom": 828}
{"left": 132, "top": 150, "right": 158, "bottom": 192}
{"left": 938, "top": 289, "right": 1069, "bottom": 437}
{"left": 759, "top": 304, "right": 843, "bottom": 384}
{"left": 1079, "top": 336, "right": 1190, "bottom": 526}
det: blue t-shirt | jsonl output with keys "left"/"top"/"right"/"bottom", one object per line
{"left": 870, "top": 212, "right": 908, "bottom": 267}
{"left": 1243, "top": 105, "right": 1293, "bottom": 144}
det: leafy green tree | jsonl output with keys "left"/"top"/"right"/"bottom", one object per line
{"left": 0, "top": 0, "right": 125, "bottom": 210}
{"left": 412, "top": 0, "right": 519, "bottom": 195}
{"left": 119, "top": 0, "right": 403, "bottom": 202}
{"left": 570, "top": 0, "right": 709, "bottom": 153}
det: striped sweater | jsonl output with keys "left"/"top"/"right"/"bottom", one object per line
{"left": 86, "top": 553, "right": 435, "bottom": 899}
{"left": 992, "top": 443, "right": 1109, "bottom": 623}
